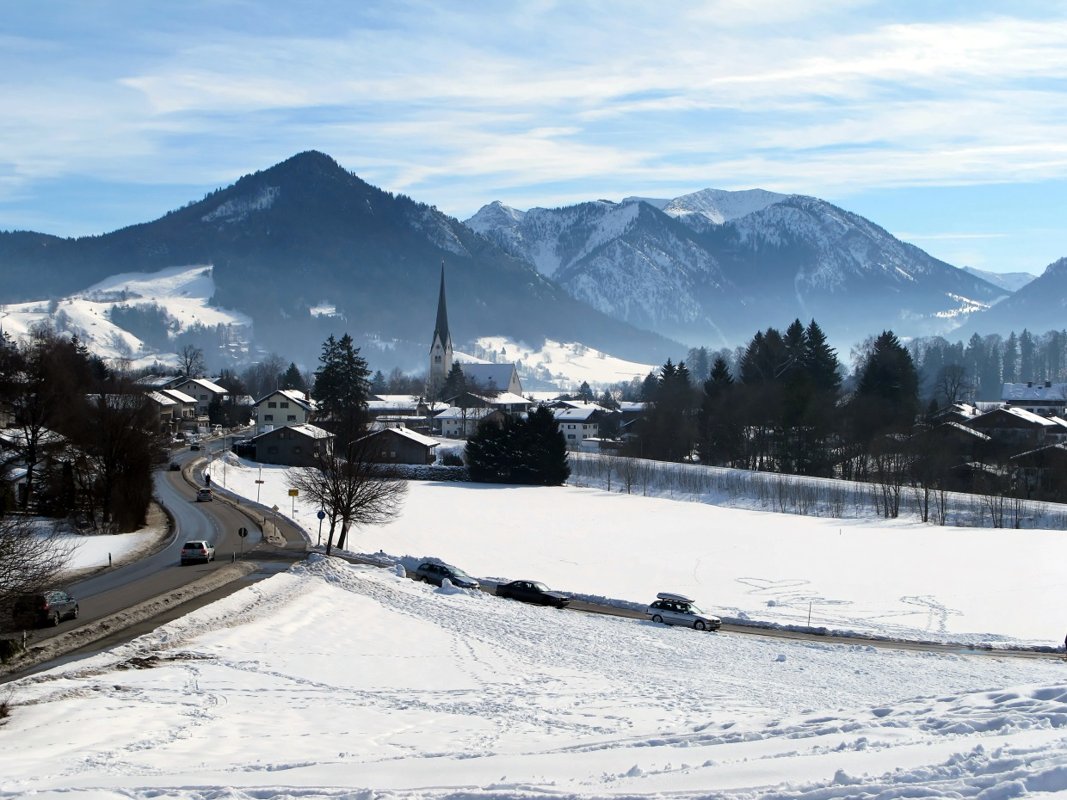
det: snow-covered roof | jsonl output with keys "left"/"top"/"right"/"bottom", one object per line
{"left": 145, "top": 390, "right": 177, "bottom": 407}
{"left": 176, "top": 377, "right": 228, "bottom": 395}
{"left": 254, "top": 389, "right": 316, "bottom": 410}
{"left": 1002, "top": 407, "right": 1060, "bottom": 427}
{"left": 941, "top": 421, "right": 991, "bottom": 441}
{"left": 458, "top": 363, "right": 520, "bottom": 391}
{"left": 1010, "top": 442, "right": 1067, "bottom": 461}
{"left": 435, "top": 406, "right": 499, "bottom": 421}
{"left": 616, "top": 401, "right": 647, "bottom": 412}
{"left": 552, "top": 407, "right": 603, "bottom": 422}
{"left": 1002, "top": 382, "right": 1067, "bottom": 403}
{"left": 478, "top": 391, "right": 530, "bottom": 406}
{"left": 250, "top": 423, "right": 333, "bottom": 441}
{"left": 363, "top": 427, "right": 439, "bottom": 448}
{"left": 161, "top": 388, "right": 197, "bottom": 404}
{"left": 0, "top": 427, "right": 65, "bottom": 448}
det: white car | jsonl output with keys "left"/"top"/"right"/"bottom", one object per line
{"left": 647, "top": 592, "right": 721, "bottom": 631}
{"left": 180, "top": 540, "right": 216, "bottom": 565}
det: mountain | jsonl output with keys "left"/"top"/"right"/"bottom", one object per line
{"left": 962, "top": 266, "right": 1036, "bottom": 294}
{"left": 466, "top": 191, "right": 1006, "bottom": 347}
{"left": 0, "top": 152, "right": 681, "bottom": 369}
{"left": 956, "top": 257, "right": 1067, "bottom": 338}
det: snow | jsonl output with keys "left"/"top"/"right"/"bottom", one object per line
{"left": 7, "top": 455, "right": 1067, "bottom": 798}
{"left": 474, "top": 335, "right": 653, "bottom": 388}
{"left": 0, "top": 264, "right": 251, "bottom": 369}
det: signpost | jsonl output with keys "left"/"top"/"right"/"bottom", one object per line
{"left": 288, "top": 488, "right": 298, "bottom": 517}
{"left": 316, "top": 509, "right": 325, "bottom": 546}
{"left": 237, "top": 526, "right": 248, "bottom": 558}
{"left": 256, "top": 466, "right": 264, "bottom": 502}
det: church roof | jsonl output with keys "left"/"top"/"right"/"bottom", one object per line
{"left": 458, "top": 362, "right": 519, "bottom": 392}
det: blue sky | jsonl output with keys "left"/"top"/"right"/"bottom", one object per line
{"left": 1, "top": 1, "right": 1064, "bottom": 274}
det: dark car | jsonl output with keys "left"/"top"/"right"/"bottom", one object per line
{"left": 169, "top": 461, "right": 181, "bottom": 471}
{"left": 413, "top": 561, "right": 480, "bottom": 589}
{"left": 13, "top": 591, "right": 79, "bottom": 628}
{"left": 189, "top": 443, "right": 201, "bottom": 451}
{"left": 496, "top": 580, "right": 570, "bottom": 608}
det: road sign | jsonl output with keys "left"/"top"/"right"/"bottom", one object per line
{"left": 238, "top": 527, "right": 248, "bottom": 538}
{"left": 288, "top": 489, "right": 299, "bottom": 497}
{"left": 317, "top": 510, "right": 326, "bottom": 520}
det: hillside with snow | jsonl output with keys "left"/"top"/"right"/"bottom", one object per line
{"left": 471, "top": 336, "right": 654, "bottom": 389}
{"left": 0, "top": 264, "right": 250, "bottom": 369}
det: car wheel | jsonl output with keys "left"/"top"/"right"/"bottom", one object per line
{"left": 652, "top": 614, "right": 663, "bottom": 624}
{"left": 49, "top": 612, "right": 60, "bottom": 627}
{"left": 694, "top": 620, "right": 707, "bottom": 631}
{"left": 71, "top": 605, "right": 80, "bottom": 620}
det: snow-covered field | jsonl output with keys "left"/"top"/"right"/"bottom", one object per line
{"left": 215, "top": 454, "right": 1067, "bottom": 647}
{"left": 6, "top": 458, "right": 1067, "bottom": 798}
{"left": 474, "top": 335, "right": 653, "bottom": 388}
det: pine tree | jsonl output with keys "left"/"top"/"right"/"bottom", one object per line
{"left": 281, "top": 362, "right": 307, "bottom": 392}
{"left": 440, "top": 362, "right": 467, "bottom": 401}
{"left": 370, "top": 370, "right": 388, "bottom": 395}
{"left": 854, "top": 330, "right": 919, "bottom": 433}
{"left": 313, "top": 333, "right": 370, "bottom": 448}
{"left": 577, "top": 381, "right": 594, "bottom": 402}
{"left": 465, "top": 407, "right": 569, "bottom": 485}
{"left": 803, "top": 320, "right": 841, "bottom": 394}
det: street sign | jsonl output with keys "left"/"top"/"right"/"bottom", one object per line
{"left": 317, "top": 510, "right": 326, "bottom": 520}
{"left": 255, "top": 479, "right": 264, "bottom": 484}
{"left": 288, "top": 489, "right": 299, "bottom": 497}
{"left": 238, "top": 527, "right": 248, "bottom": 538}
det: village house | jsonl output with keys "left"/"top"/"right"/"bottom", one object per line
{"left": 961, "top": 406, "right": 1062, "bottom": 452}
{"left": 253, "top": 389, "right": 317, "bottom": 435}
{"left": 1010, "top": 443, "right": 1067, "bottom": 499}
{"left": 552, "top": 406, "right": 608, "bottom": 448}
{"left": 168, "top": 377, "right": 229, "bottom": 416}
{"left": 1002, "top": 381, "right": 1067, "bottom": 417}
{"left": 435, "top": 406, "right": 504, "bottom": 438}
{"left": 247, "top": 424, "right": 333, "bottom": 468}
{"left": 357, "top": 426, "right": 439, "bottom": 465}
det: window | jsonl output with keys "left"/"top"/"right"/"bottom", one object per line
{"left": 287, "top": 415, "right": 296, "bottom": 421}
{"left": 268, "top": 401, "right": 277, "bottom": 408}
{"left": 264, "top": 414, "right": 273, "bottom": 421}
{"left": 435, "top": 355, "right": 441, "bottom": 363}
{"left": 280, "top": 402, "right": 289, "bottom": 408}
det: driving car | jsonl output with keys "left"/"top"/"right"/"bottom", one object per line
{"left": 169, "top": 461, "right": 181, "bottom": 471}
{"left": 496, "top": 580, "right": 570, "bottom": 608}
{"left": 413, "top": 561, "right": 480, "bottom": 589}
{"left": 647, "top": 592, "right": 721, "bottom": 631}
{"left": 189, "top": 443, "right": 201, "bottom": 451}
{"left": 180, "top": 540, "right": 216, "bottom": 565}
{"left": 12, "top": 590, "right": 79, "bottom": 628}
{"left": 196, "top": 488, "right": 213, "bottom": 502}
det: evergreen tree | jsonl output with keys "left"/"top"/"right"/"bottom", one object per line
{"left": 313, "top": 333, "right": 370, "bottom": 448}
{"left": 370, "top": 370, "right": 388, "bottom": 395}
{"left": 803, "top": 320, "right": 841, "bottom": 394}
{"left": 854, "top": 330, "right": 919, "bottom": 434}
{"left": 577, "top": 381, "right": 594, "bottom": 402}
{"left": 281, "top": 362, "right": 307, "bottom": 392}
{"left": 465, "top": 407, "right": 569, "bottom": 485}
{"left": 1002, "top": 332, "right": 1018, "bottom": 384}
{"left": 440, "top": 362, "right": 467, "bottom": 401}
{"left": 1020, "top": 329, "right": 1035, "bottom": 380}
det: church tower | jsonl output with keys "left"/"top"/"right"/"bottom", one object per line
{"left": 428, "top": 262, "right": 454, "bottom": 396}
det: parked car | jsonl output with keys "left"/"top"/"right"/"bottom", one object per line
{"left": 169, "top": 461, "right": 181, "bottom": 471}
{"left": 196, "top": 488, "right": 213, "bottom": 502}
{"left": 413, "top": 561, "right": 479, "bottom": 589}
{"left": 180, "top": 540, "right": 216, "bottom": 565}
{"left": 12, "top": 591, "right": 79, "bottom": 628}
{"left": 647, "top": 592, "right": 721, "bottom": 631}
{"left": 496, "top": 580, "right": 570, "bottom": 608}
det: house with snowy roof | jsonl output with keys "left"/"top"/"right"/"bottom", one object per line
{"left": 1002, "top": 381, "right": 1067, "bottom": 417}
{"left": 169, "top": 377, "right": 229, "bottom": 416}
{"left": 248, "top": 423, "right": 333, "bottom": 467}
{"left": 962, "top": 406, "right": 1062, "bottom": 451}
{"left": 434, "top": 406, "right": 504, "bottom": 438}
{"left": 356, "top": 426, "right": 439, "bottom": 465}
{"left": 253, "top": 389, "right": 317, "bottom": 434}
{"left": 551, "top": 406, "right": 609, "bottom": 448}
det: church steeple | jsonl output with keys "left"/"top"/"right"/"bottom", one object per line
{"left": 428, "top": 261, "right": 454, "bottom": 395}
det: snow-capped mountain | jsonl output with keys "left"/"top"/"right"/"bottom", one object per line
{"left": 955, "top": 257, "right": 1067, "bottom": 338}
{"left": 466, "top": 190, "right": 1006, "bottom": 347}
{"left": 962, "top": 266, "right": 1036, "bottom": 293}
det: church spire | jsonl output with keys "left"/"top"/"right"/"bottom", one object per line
{"left": 433, "top": 260, "right": 451, "bottom": 350}
{"left": 428, "top": 260, "right": 454, "bottom": 396}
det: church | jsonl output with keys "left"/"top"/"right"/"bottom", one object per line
{"left": 428, "top": 264, "right": 523, "bottom": 398}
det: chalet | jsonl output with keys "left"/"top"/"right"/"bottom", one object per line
{"left": 247, "top": 424, "right": 333, "bottom": 467}
{"left": 1002, "top": 381, "right": 1067, "bottom": 417}
{"left": 435, "top": 406, "right": 504, "bottom": 438}
{"left": 366, "top": 395, "right": 447, "bottom": 432}
{"left": 169, "top": 377, "right": 229, "bottom": 416}
{"left": 552, "top": 406, "right": 606, "bottom": 448}
{"left": 357, "top": 427, "right": 439, "bottom": 465}
{"left": 446, "top": 391, "right": 532, "bottom": 415}
{"left": 159, "top": 388, "right": 198, "bottom": 429}
{"left": 143, "top": 391, "right": 179, "bottom": 434}
{"left": 962, "top": 406, "right": 1060, "bottom": 450}
{"left": 254, "top": 389, "right": 317, "bottom": 434}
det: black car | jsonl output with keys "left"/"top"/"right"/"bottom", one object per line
{"left": 13, "top": 591, "right": 79, "bottom": 628}
{"left": 496, "top": 580, "right": 570, "bottom": 608}
{"left": 413, "top": 562, "right": 480, "bottom": 589}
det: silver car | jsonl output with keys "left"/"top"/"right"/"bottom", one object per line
{"left": 647, "top": 592, "right": 721, "bottom": 631}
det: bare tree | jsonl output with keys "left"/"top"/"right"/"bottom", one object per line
{"left": 288, "top": 439, "right": 407, "bottom": 555}
{"left": 0, "top": 516, "right": 72, "bottom": 622}
{"left": 177, "top": 345, "right": 206, "bottom": 378}
{"left": 934, "top": 364, "right": 971, "bottom": 408}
